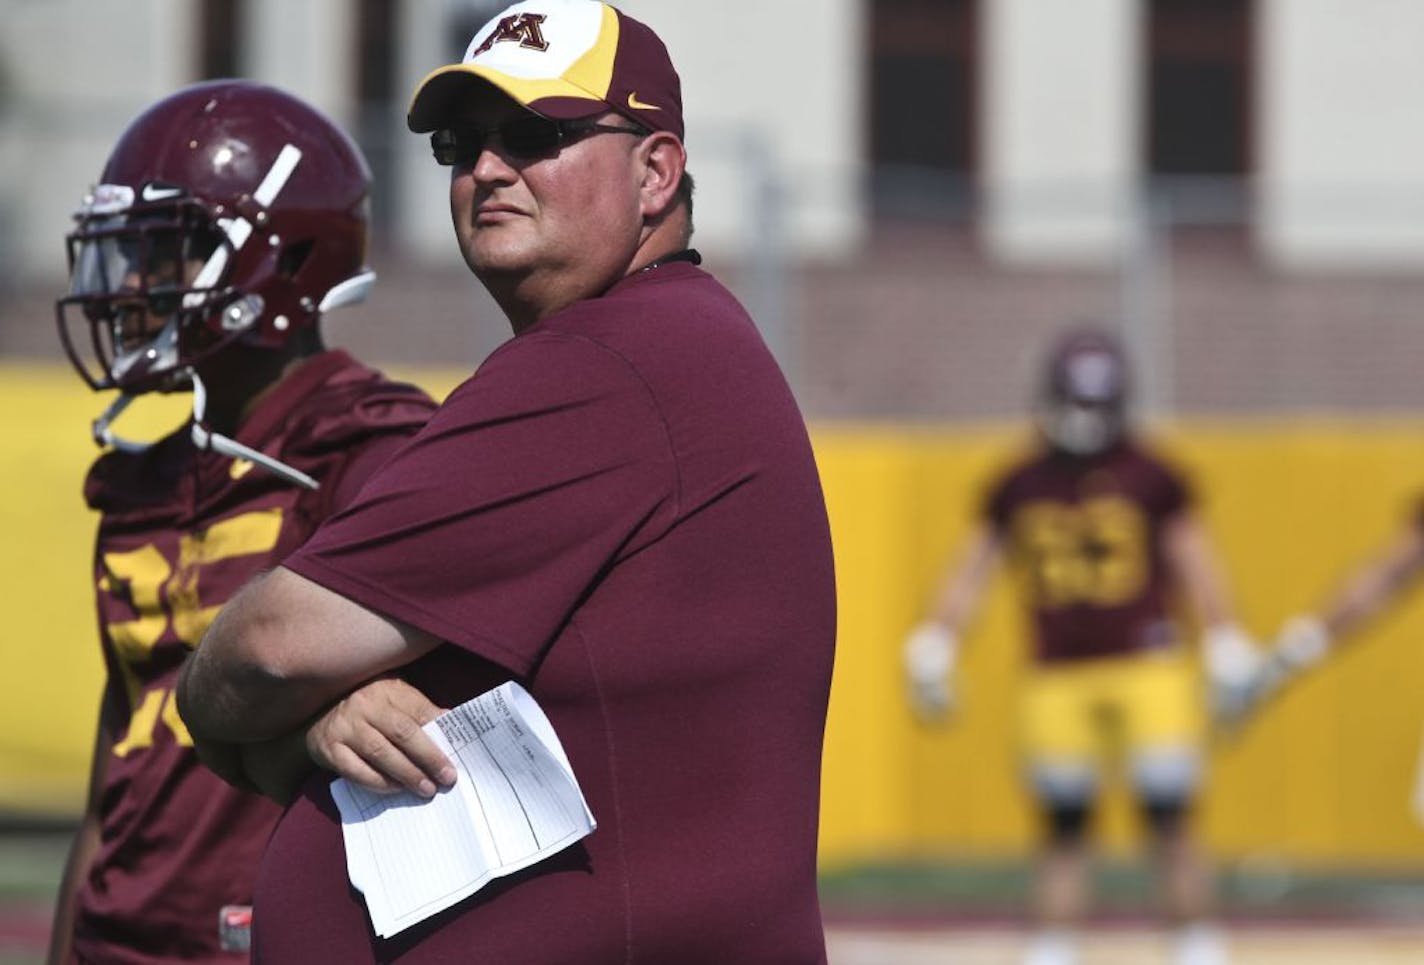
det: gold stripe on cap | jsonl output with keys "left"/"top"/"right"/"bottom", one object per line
{"left": 562, "top": 4, "right": 620, "bottom": 100}
{"left": 464, "top": 65, "right": 603, "bottom": 109}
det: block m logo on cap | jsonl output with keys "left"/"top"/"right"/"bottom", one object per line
{"left": 408, "top": 0, "right": 684, "bottom": 140}
{"left": 471, "top": 13, "right": 550, "bottom": 57}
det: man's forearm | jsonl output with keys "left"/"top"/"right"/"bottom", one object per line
{"left": 178, "top": 565, "right": 442, "bottom": 744}
{"left": 176, "top": 574, "right": 315, "bottom": 743}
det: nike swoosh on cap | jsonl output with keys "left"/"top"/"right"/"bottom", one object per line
{"left": 626, "top": 92, "right": 660, "bottom": 112}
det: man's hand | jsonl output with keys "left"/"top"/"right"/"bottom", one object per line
{"left": 903, "top": 622, "right": 958, "bottom": 723}
{"left": 305, "top": 677, "right": 456, "bottom": 797}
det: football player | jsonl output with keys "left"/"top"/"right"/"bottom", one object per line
{"left": 903, "top": 328, "right": 1261, "bottom": 965}
{"left": 47, "top": 80, "right": 436, "bottom": 963}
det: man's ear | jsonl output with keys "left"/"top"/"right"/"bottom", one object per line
{"left": 638, "top": 132, "right": 686, "bottom": 220}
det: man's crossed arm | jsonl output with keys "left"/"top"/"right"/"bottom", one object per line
{"left": 176, "top": 566, "right": 457, "bottom": 800}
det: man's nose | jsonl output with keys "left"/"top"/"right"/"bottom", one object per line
{"left": 468, "top": 142, "right": 519, "bottom": 185}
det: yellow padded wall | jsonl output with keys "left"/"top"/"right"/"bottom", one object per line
{"left": 4, "top": 362, "right": 1424, "bottom": 872}
{"left": 0, "top": 366, "right": 184, "bottom": 813}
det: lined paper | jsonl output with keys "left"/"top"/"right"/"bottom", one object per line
{"left": 332, "top": 681, "right": 595, "bottom": 937}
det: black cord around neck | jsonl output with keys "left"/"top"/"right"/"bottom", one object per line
{"left": 638, "top": 249, "right": 702, "bottom": 273}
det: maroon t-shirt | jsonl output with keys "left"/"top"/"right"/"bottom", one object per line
{"left": 985, "top": 439, "right": 1192, "bottom": 664}
{"left": 265, "top": 262, "right": 837, "bottom": 964}
{"left": 74, "top": 351, "right": 435, "bottom": 965}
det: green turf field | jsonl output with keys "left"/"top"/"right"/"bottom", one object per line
{"left": 0, "top": 830, "right": 63, "bottom": 965}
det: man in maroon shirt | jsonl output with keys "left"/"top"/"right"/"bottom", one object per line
{"left": 903, "top": 329, "right": 1261, "bottom": 965}
{"left": 48, "top": 82, "right": 436, "bottom": 963}
{"left": 177, "top": 3, "right": 836, "bottom": 963}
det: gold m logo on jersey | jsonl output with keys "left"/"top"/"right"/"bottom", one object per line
{"left": 472, "top": 13, "right": 550, "bottom": 57}
{"left": 100, "top": 507, "right": 285, "bottom": 756}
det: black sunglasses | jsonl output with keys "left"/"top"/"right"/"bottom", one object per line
{"left": 431, "top": 115, "right": 651, "bottom": 166}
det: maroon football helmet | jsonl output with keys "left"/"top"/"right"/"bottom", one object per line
{"left": 56, "top": 80, "right": 374, "bottom": 394}
{"left": 1037, "top": 327, "right": 1131, "bottom": 456}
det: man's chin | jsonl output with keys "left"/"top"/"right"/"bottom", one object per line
{"left": 471, "top": 261, "right": 524, "bottom": 286}
{"left": 465, "top": 239, "right": 534, "bottom": 278}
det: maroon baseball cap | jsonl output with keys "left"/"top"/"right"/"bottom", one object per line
{"left": 407, "top": 0, "right": 683, "bottom": 140}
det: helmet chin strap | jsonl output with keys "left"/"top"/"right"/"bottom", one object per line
{"left": 91, "top": 393, "right": 152, "bottom": 454}
{"left": 90, "top": 376, "right": 320, "bottom": 490}
{"left": 189, "top": 369, "right": 320, "bottom": 490}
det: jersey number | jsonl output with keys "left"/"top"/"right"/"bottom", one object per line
{"left": 1013, "top": 496, "right": 1148, "bottom": 609}
{"left": 99, "top": 508, "right": 283, "bottom": 756}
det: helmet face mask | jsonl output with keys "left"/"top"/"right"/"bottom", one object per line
{"left": 1039, "top": 399, "right": 1122, "bottom": 456}
{"left": 55, "top": 80, "right": 375, "bottom": 396}
{"left": 1037, "top": 331, "right": 1130, "bottom": 457}
{"left": 58, "top": 192, "right": 238, "bottom": 392}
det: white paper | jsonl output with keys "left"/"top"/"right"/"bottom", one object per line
{"left": 331, "top": 680, "right": 595, "bottom": 938}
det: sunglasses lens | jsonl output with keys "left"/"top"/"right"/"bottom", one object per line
{"left": 431, "top": 129, "right": 471, "bottom": 165}
{"left": 500, "top": 118, "right": 562, "bottom": 157}
{"left": 430, "top": 117, "right": 582, "bottom": 165}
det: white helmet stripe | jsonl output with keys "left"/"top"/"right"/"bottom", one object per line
{"left": 182, "top": 143, "right": 302, "bottom": 309}
{"left": 184, "top": 234, "right": 234, "bottom": 305}
{"left": 254, "top": 144, "right": 302, "bottom": 207}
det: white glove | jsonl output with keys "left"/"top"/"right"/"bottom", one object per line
{"left": 1243, "top": 615, "right": 1330, "bottom": 701}
{"left": 1215, "top": 616, "right": 1331, "bottom": 730}
{"left": 1203, "top": 623, "right": 1267, "bottom": 726}
{"left": 903, "top": 622, "right": 958, "bottom": 722}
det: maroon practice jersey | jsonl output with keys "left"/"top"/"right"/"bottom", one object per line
{"left": 985, "top": 438, "right": 1193, "bottom": 664}
{"left": 261, "top": 262, "right": 837, "bottom": 963}
{"left": 73, "top": 351, "right": 435, "bottom": 965}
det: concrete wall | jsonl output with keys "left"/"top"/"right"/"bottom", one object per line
{"left": 5, "top": 0, "right": 1424, "bottom": 284}
{"left": 617, "top": 0, "right": 865, "bottom": 258}
{"left": 0, "top": 0, "right": 867, "bottom": 281}
{"left": 244, "top": 0, "right": 359, "bottom": 129}
{"left": 981, "top": 0, "right": 1140, "bottom": 263}
{"left": 0, "top": 0, "right": 198, "bottom": 283}
{"left": 1257, "top": 0, "right": 1424, "bottom": 268}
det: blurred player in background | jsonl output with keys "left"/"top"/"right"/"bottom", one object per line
{"left": 47, "top": 80, "right": 435, "bottom": 963}
{"left": 1233, "top": 506, "right": 1424, "bottom": 810}
{"left": 903, "top": 328, "right": 1262, "bottom": 965}
{"left": 1246, "top": 515, "right": 1424, "bottom": 702}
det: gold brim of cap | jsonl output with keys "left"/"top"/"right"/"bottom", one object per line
{"left": 406, "top": 64, "right": 605, "bottom": 132}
